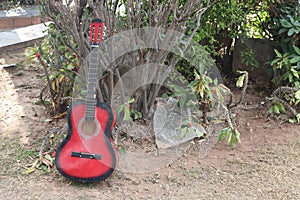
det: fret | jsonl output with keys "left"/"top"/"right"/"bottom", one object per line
{"left": 87, "top": 82, "right": 97, "bottom": 86}
{"left": 88, "top": 73, "right": 98, "bottom": 75}
{"left": 87, "top": 78, "right": 98, "bottom": 82}
{"left": 89, "top": 62, "right": 98, "bottom": 65}
{"left": 84, "top": 45, "right": 99, "bottom": 120}
{"left": 82, "top": 20, "right": 104, "bottom": 123}
{"left": 88, "top": 71, "right": 98, "bottom": 75}
{"left": 88, "top": 68, "right": 98, "bottom": 72}
{"left": 86, "top": 102, "right": 96, "bottom": 106}
{"left": 85, "top": 116, "right": 95, "bottom": 121}
{"left": 86, "top": 99, "right": 96, "bottom": 104}
{"left": 87, "top": 80, "right": 98, "bottom": 84}
{"left": 86, "top": 112, "right": 95, "bottom": 117}
{"left": 85, "top": 109, "right": 96, "bottom": 113}
{"left": 87, "top": 87, "right": 96, "bottom": 92}
{"left": 85, "top": 109, "right": 96, "bottom": 114}
{"left": 86, "top": 101, "right": 96, "bottom": 105}
{"left": 89, "top": 62, "right": 98, "bottom": 66}
{"left": 86, "top": 109, "right": 96, "bottom": 113}
{"left": 85, "top": 111, "right": 95, "bottom": 117}
{"left": 88, "top": 75, "right": 98, "bottom": 79}
{"left": 87, "top": 74, "right": 98, "bottom": 78}
{"left": 86, "top": 106, "right": 96, "bottom": 110}
{"left": 90, "top": 59, "right": 98, "bottom": 64}
{"left": 86, "top": 103, "right": 96, "bottom": 107}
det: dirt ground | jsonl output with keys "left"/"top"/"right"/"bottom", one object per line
{"left": 0, "top": 48, "right": 299, "bottom": 200}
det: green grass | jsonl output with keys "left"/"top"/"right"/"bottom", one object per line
{"left": 0, "top": 137, "right": 38, "bottom": 176}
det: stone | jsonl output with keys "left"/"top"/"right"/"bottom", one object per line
{"left": 153, "top": 97, "right": 207, "bottom": 149}
{"left": 232, "top": 38, "right": 278, "bottom": 85}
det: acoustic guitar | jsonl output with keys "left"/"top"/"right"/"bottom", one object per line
{"left": 55, "top": 19, "right": 117, "bottom": 182}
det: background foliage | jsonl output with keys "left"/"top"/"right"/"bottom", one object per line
{"left": 9, "top": 0, "right": 298, "bottom": 148}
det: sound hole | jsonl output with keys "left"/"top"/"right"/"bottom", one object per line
{"left": 78, "top": 118, "right": 101, "bottom": 139}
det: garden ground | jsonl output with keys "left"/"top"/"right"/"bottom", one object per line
{"left": 0, "top": 48, "right": 299, "bottom": 200}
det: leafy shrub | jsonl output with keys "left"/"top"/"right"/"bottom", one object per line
{"left": 271, "top": 2, "right": 300, "bottom": 87}
{"left": 29, "top": 22, "right": 78, "bottom": 116}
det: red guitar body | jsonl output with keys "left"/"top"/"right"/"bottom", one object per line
{"left": 55, "top": 101, "right": 117, "bottom": 182}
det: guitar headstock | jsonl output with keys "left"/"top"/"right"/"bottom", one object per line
{"left": 89, "top": 18, "right": 105, "bottom": 46}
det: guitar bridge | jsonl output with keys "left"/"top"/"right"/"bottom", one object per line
{"left": 71, "top": 152, "right": 102, "bottom": 160}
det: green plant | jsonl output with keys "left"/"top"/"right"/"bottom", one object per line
{"left": 271, "top": 3, "right": 300, "bottom": 87}
{"left": 266, "top": 86, "right": 300, "bottom": 123}
{"left": 218, "top": 127, "right": 241, "bottom": 148}
{"left": 241, "top": 48, "right": 260, "bottom": 71}
{"left": 266, "top": 2, "right": 300, "bottom": 122}
{"left": 269, "top": 101, "right": 286, "bottom": 115}
{"left": 116, "top": 98, "right": 142, "bottom": 121}
{"left": 272, "top": 47, "right": 300, "bottom": 87}
{"left": 170, "top": 69, "right": 245, "bottom": 148}
{"left": 180, "top": 120, "right": 205, "bottom": 138}
{"left": 28, "top": 22, "right": 78, "bottom": 116}
{"left": 218, "top": 71, "right": 248, "bottom": 148}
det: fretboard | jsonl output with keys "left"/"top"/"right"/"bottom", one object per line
{"left": 84, "top": 46, "right": 99, "bottom": 121}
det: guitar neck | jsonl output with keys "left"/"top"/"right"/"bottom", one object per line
{"left": 85, "top": 46, "right": 99, "bottom": 121}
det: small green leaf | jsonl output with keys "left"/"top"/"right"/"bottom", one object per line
{"left": 288, "top": 28, "right": 296, "bottom": 36}
{"left": 44, "top": 154, "right": 54, "bottom": 162}
{"left": 181, "top": 127, "right": 188, "bottom": 138}
{"left": 290, "top": 73, "right": 294, "bottom": 82}
{"left": 293, "top": 46, "right": 300, "bottom": 56}
{"left": 230, "top": 137, "right": 237, "bottom": 148}
{"left": 133, "top": 110, "right": 142, "bottom": 120}
{"left": 280, "top": 19, "right": 293, "bottom": 28}
{"left": 179, "top": 94, "right": 187, "bottom": 108}
{"left": 124, "top": 106, "right": 131, "bottom": 121}
{"left": 226, "top": 131, "right": 232, "bottom": 144}
{"left": 287, "top": 15, "right": 295, "bottom": 23}
{"left": 234, "top": 129, "right": 241, "bottom": 143}
{"left": 296, "top": 113, "right": 300, "bottom": 123}
{"left": 273, "top": 105, "right": 280, "bottom": 114}
{"left": 40, "top": 165, "right": 48, "bottom": 171}
{"left": 271, "top": 58, "right": 281, "bottom": 66}
{"left": 218, "top": 128, "right": 229, "bottom": 141}
{"left": 277, "top": 103, "right": 285, "bottom": 113}
{"left": 172, "top": 84, "right": 185, "bottom": 94}
{"left": 290, "top": 56, "right": 300, "bottom": 64}
{"left": 269, "top": 106, "right": 274, "bottom": 113}
{"left": 236, "top": 74, "right": 246, "bottom": 88}
{"left": 292, "top": 70, "right": 299, "bottom": 78}
{"left": 278, "top": 28, "right": 286, "bottom": 35}
{"left": 161, "top": 93, "right": 169, "bottom": 99}
{"left": 34, "top": 101, "right": 42, "bottom": 105}
{"left": 128, "top": 98, "right": 135, "bottom": 104}
{"left": 293, "top": 21, "right": 300, "bottom": 27}
{"left": 274, "top": 49, "right": 282, "bottom": 58}
{"left": 25, "top": 167, "right": 36, "bottom": 174}
{"left": 289, "top": 118, "right": 297, "bottom": 124}
{"left": 295, "top": 90, "right": 300, "bottom": 99}
{"left": 194, "top": 128, "right": 204, "bottom": 137}
{"left": 116, "top": 104, "right": 125, "bottom": 114}
{"left": 118, "top": 146, "right": 126, "bottom": 154}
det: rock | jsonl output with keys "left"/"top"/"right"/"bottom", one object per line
{"left": 153, "top": 97, "right": 207, "bottom": 149}
{"left": 232, "top": 38, "right": 278, "bottom": 85}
